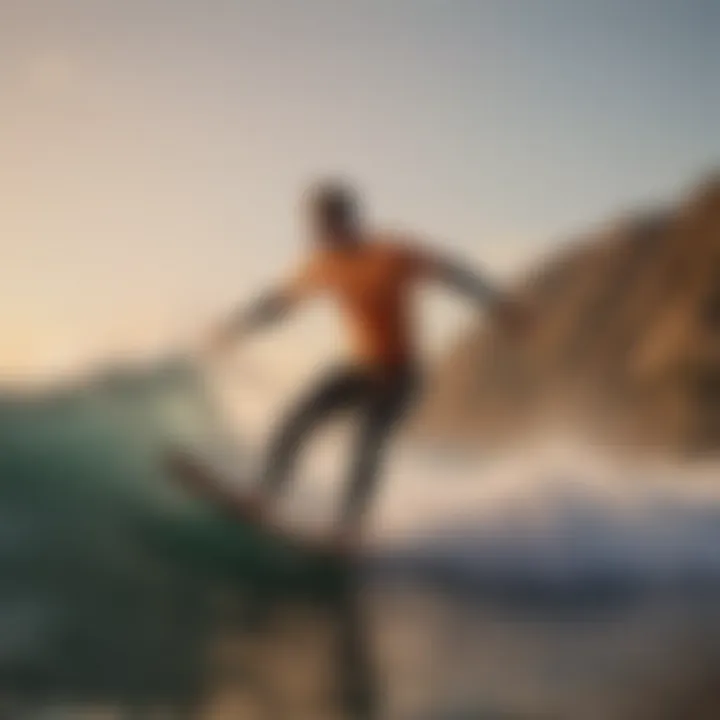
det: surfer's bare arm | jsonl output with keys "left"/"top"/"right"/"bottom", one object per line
{"left": 409, "top": 244, "right": 502, "bottom": 305}
{"left": 209, "top": 262, "right": 323, "bottom": 352}
{"left": 431, "top": 256, "right": 504, "bottom": 306}
{"left": 413, "top": 247, "right": 532, "bottom": 330}
{"left": 213, "top": 288, "right": 296, "bottom": 348}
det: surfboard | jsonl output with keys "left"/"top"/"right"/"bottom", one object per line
{"left": 165, "top": 447, "right": 358, "bottom": 562}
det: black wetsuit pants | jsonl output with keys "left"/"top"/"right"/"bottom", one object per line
{"left": 261, "top": 364, "right": 418, "bottom": 528}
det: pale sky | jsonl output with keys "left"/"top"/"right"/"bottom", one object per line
{"left": 1, "top": 0, "right": 719, "bottom": 382}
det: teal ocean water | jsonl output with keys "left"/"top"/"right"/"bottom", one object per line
{"left": 0, "top": 362, "right": 352, "bottom": 716}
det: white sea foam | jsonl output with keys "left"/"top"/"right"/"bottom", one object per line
{"left": 368, "top": 440, "right": 720, "bottom": 589}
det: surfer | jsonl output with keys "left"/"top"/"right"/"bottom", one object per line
{"left": 206, "top": 180, "right": 529, "bottom": 552}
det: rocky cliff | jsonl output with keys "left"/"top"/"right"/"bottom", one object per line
{"left": 418, "top": 175, "right": 720, "bottom": 456}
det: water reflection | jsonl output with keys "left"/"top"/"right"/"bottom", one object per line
{"left": 7, "top": 548, "right": 720, "bottom": 718}
{"left": 0, "top": 563, "right": 376, "bottom": 719}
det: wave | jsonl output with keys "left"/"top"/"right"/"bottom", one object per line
{"left": 5, "top": 362, "right": 720, "bottom": 597}
{"left": 375, "top": 445, "right": 720, "bottom": 604}
{"left": 4, "top": 361, "right": 720, "bottom": 716}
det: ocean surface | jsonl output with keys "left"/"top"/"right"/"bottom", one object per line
{"left": 2, "top": 361, "right": 720, "bottom": 719}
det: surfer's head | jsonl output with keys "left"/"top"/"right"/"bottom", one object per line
{"left": 305, "top": 180, "right": 363, "bottom": 247}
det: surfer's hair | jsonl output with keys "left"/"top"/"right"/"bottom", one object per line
{"left": 306, "top": 179, "right": 361, "bottom": 235}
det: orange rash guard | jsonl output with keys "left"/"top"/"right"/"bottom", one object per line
{"left": 287, "top": 239, "right": 433, "bottom": 372}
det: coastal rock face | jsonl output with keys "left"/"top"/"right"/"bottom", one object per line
{"left": 418, "top": 175, "right": 720, "bottom": 455}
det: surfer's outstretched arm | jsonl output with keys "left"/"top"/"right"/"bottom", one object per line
{"left": 213, "top": 288, "right": 297, "bottom": 348}
{"left": 430, "top": 256, "right": 504, "bottom": 306}
{"left": 414, "top": 248, "right": 532, "bottom": 330}
{"left": 209, "top": 260, "right": 325, "bottom": 352}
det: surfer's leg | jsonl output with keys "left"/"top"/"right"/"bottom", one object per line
{"left": 341, "top": 367, "right": 419, "bottom": 530}
{"left": 261, "top": 366, "right": 370, "bottom": 499}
